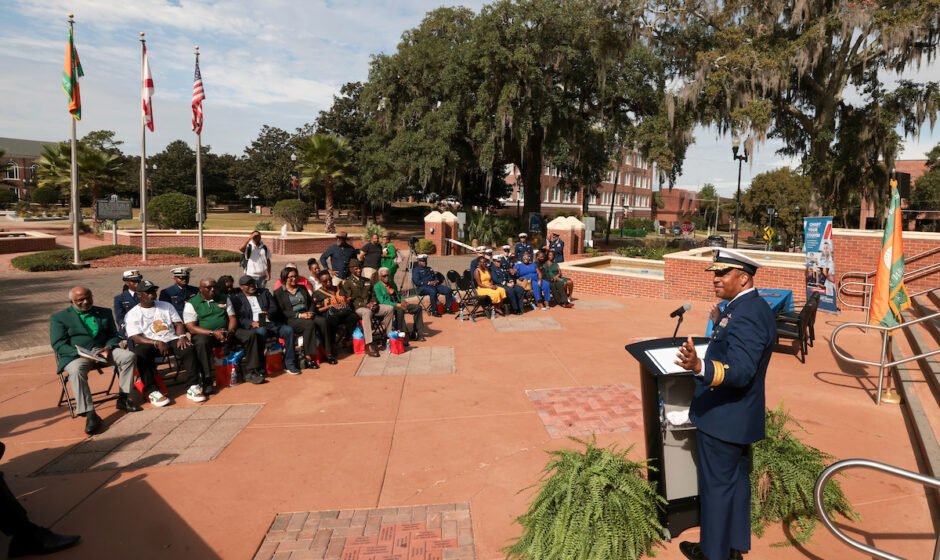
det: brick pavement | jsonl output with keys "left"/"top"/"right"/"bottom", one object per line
{"left": 569, "top": 299, "right": 624, "bottom": 310}
{"left": 526, "top": 384, "right": 643, "bottom": 438}
{"left": 34, "top": 404, "right": 261, "bottom": 475}
{"left": 356, "top": 347, "right": 456, "bottom": 376}
{"left": 490, "top": 316, "right": 562, "bottom": 332}
{"left": 255, "top": 503, "right": 474, "bottom": 560}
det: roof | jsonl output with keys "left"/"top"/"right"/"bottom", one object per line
{"left": 0, "top": 137, "right": 58, "bottom": 159}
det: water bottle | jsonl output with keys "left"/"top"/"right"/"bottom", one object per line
{"left": 229, "top": 366, "right": 238, "bottom": 386}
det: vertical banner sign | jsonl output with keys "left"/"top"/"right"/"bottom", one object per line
{"left": 803, "top": 217, "right": 838, "bottom": 312}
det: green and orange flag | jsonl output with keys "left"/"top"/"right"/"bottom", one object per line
{"left": 62, "top": 27, "right": 84, "bottom": 120}
{"left": 869, "top": 178, "right": 911, "bottom": 328}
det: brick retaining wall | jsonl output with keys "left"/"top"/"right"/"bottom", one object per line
{"left": 0, "top": 233, "right": 56, "bottom": 254}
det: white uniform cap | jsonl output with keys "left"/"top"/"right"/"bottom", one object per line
{"left": 171, "top": 266, "right": 194, "bottom": 276}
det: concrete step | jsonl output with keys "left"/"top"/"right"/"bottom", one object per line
{"left": 901, "top": 304, "right": 940, "bottom": 403}
{"left": 892, "top": 337, "right": 940, "bottom": 506}
{"left": 911, "top": 294, "right": 940, "bottom": 345}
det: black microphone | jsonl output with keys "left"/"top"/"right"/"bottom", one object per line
{"left": 669, "top": 303, "right": 691, "bottom": 318}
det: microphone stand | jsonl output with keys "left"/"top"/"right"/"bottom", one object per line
{"left": 672, "top": 313, "right": 684, "bottom": 346}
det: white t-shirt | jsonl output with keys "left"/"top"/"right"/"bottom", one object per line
{"left": 124, "top": 301, "right": 181, "bottom": 343}
{"left": 245, "top": 241, "right": 269, "bottom": 276}
{"left": 182, "top": 297, "right": 235, "bottom": 324}
{"left": 246, "top": 295, "right": 263, "bottom": 321}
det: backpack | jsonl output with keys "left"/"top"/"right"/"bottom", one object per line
{"left": 241, "top": 243, "right": 268, "bottom": 270}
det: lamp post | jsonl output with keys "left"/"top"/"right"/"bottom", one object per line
{"left": 290, "top": 153, "right": 300, "bottom": 200}
{"left": 147, "top": 163, "right": 156, "bottom": 203}
{"left": 731, "top": 135, "right": 748, "bottom": 248}
{"left": 244, "top": 194, "right": 258, "bottom": 213}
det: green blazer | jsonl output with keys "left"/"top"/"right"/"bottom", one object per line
{"left": 49, "top": 305, "right": 122, "bottom": 373}
{"left": 373, "top": 280, "right": 402, "bottom": 306}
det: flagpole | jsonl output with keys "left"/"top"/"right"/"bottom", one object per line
{"left": 194, "top": 46, "right": 204, "bottom": 258}
{"left": 68, "top": 14, "right": 81, "bottom": 265}
{"left": 139, "top": 32, "right": 148, "bottom": 261}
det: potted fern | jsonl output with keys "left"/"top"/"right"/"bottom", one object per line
{"left": 504, "top": 437, "right": 665, "bottom": 560}
{"left": 751, "top": 403, "right": 860, "bottom": 544}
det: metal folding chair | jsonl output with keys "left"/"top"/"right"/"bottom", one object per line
{"left": 57, "top": 366, "right": 118, "bottom": 418}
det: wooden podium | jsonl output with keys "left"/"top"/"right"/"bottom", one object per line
{"left": 625, "top": 336, "right": 709, "bottom": 540}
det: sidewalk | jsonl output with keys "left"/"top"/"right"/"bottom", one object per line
{"left": 1, "top": 294, "right": 936, "bottom": 559}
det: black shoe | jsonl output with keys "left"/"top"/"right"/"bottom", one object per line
{"left": 202, "top": 384, "right": 216, "bottom": 396}
{"left": 679, "top": 541, "right": 707, "bottom": 560}
{"left": 326, "top": 355, "right": 338, "bottom": 365}
{"left": 308, "top": 360, "right": 320, "bottom": 369}
{"left": 9, "top": 526, "right": 81, "bottom": 558}
{"left": 730, "top": 550, "right": 744, "bottom": 560}
{"left": 246, "top": 371, "right": 267, "bottom": 385}
{"left": 83, "top": 411, "right": 102, "bottom": 435}
{"left": 115, "top": 393, "right": 141, "bottom": 412}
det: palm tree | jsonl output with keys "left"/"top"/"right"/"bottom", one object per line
{"left": 296, "top": 133, "right": 356, "bottom": 234}
{"left": 35, "top": 142, "right": 123, "bottom": 201}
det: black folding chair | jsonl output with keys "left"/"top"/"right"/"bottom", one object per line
{"left": 778, "top": 292, "right": 821, "bottom": 347}
{"left": 776, "top": 296, "right": 817, "bottom": 363}
{"left": 57, "top": 366, "right": 118, "bottom": 418}
{"left": 455, "top": 275, "right": 494, "bottom": 321}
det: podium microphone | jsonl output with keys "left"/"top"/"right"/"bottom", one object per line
{"left": 671, "top": 303, "right": 691, "bottom": 343}
{"left": 670, "top": 303, "right": 691, "bottom": 318}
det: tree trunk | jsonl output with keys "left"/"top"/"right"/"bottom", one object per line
{"left": 520, "top": 132, "right": 544, "bottom": 220}
{"left": 361, "top": 200, "right": 368, "bottom": 226}
{"left": 324, "top": 178, "right": 336, "bottom": 234}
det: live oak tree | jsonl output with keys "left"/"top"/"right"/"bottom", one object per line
{"left": 234, "top": 125, "right": 295, "bottom": 204}
{"left": 650, "top": 0, "right": 940, "bottom": 221}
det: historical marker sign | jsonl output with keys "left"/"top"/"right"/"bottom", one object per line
{"left": 95, "top": 195, "right": 132, "bottom": 221}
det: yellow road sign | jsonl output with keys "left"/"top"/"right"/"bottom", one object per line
{"left": 763, "top": 226, "right": 774, "bottom": 242}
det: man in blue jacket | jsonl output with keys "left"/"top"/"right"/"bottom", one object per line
{"left": 113, "top": 269, "right": 142, "bottom": 339}
{"left": 674, "top": 249, "right": 776, "bottom": 560}
{"left": 412, "top": 255, "right": 454, "bottom": 315}
{"left": 159, "top": 267, "right": 199, "bottom": 318}
{"left": 230, "top": 275, "right": 301, "bottom": 379}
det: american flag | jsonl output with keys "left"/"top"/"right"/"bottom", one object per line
{"left": 192, "top": 58, "right": 205, "bottom": 135}
{"left": 142, "top": 44, "right": 154, "bottom": 131}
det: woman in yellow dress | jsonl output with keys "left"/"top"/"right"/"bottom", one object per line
{"left": 473, "top": 258, "right": 507, "bottom": 310}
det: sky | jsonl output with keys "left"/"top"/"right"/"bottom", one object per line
{"left": 2, "top": 0, "right": 940, "bottom": 198}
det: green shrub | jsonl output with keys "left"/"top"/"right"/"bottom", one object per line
{"left": 619, "top": 228, "right": 647, "bottom": 238}
{"left": 614, "top": 245, "right": 681, "bottom": 260}
{"left": 414, "top": 238, "right": 435, "bottom": 255}
{"left": 621, "top": 217, "right": 655, "bottom": 232}
{"left": 464, "top": 212, "right": 517, "bottom": 246}
{"left": 751, "top": 403, "right": 859, "bottom": 545}
{"left": 504, "top": 437, "right": 665, "bottom": 560}
{"left": 78, "top": 221, "right": 93, "bottom": 233}
{"left": 13, "top": 201, "right": 29, "bottom": 214}
{"left": 273, "top": 199, "right": 309, "bottom": 232}
{"left": 0, "top": 189, "right": 17, "bottom": 209}
{"left": 365, "top": 222, "right": 387, "bottom": 239}
{"left": 30, "top": 186, "right": 60, "bottom": 206}
{"left": 149, "top": 192, "right": 198, "bottom": 229}
{"left": 255, "top": 220, "right": 274, "bottom": 231}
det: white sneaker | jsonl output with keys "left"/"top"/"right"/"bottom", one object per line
{"left": 149, "top": 391, "right": 170, "bottom": 407}
{"left": 186, "top": 385, "right": 207, "bottom": 403}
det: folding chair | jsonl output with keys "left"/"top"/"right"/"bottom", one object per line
{"left": 776, "top": 296, "right": 817, "bottom": 363}
{"left": 778, "top": 292, "right": 820, "bottom": 348}
{"left": 454, "top": 276, "right": 494, "bottom": 321}
{"left": 57, "top": 366, "right": 119, "bottom": 419}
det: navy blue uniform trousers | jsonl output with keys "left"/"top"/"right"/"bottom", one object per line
{"left": 697, "top": 430, "right": 751, "bottom": 559}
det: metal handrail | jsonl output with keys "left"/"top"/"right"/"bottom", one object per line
{"left": 838, "top": 262, "right": 940, "bottom": 321}
{"left": 830, "top": 309, "right": 940, "bottom": 404}
{"left": 840, "top": 246, "right": 940, "bottom": 293}
{"left": 814, "top": 458, "right": 940, "bottom": 560}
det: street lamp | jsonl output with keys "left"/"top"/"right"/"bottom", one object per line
{"left": 148, "top": 163, "right": 157, "bottom": 201}
{"left": 731, "top": 135, "right": 748, "bottom": 248}
{"left": 290, "top": 153, "right": 300, "bottom": 200}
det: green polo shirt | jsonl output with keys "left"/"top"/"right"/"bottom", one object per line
{"left": 188, "top": 293, "right": 230, "bottom": 331}
{"left": 73, "top": 306, "right": 99, "bottom": 336}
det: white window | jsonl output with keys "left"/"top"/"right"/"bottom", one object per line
{"left": 552, "top": 187, "right": 561, "bottom": 203}
{"left": 3, "top": 161, "right": 18, "bottom": 180}
{"left": 543, "top": 188, "right": 550, "bottom": 202}
{"left": 544, "top": 164, "right": 551, "bottom": 176}
{"left": 517, "top": 188, "right": 524, "bottom": 202}
{"left": 590, "top": 193, "right": 598, "bottom": 204}
{"left": 29, "top": 164, "right": 38, "bottom": 182}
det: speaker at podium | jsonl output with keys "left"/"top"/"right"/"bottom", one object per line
{"left": 625, "top": 336, "right": 710, "bottom": 540}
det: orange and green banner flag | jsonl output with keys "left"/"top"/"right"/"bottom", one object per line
{"left": 61, "top": 27, "right": 84, "bottom": 121}
{"left": 869, "top": 178, "right": 911, "bottom": 328}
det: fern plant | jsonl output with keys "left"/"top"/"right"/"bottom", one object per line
{"left": 504, "top": 437, "right": 665, "bottom": 560}
{"left": 751, "top": 403, "right": 860, "bottom": 545}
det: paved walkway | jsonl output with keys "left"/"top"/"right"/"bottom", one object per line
{"left": 1, "top": 293, "right": 937, "bottom": 559}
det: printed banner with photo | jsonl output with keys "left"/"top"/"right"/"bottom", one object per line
{"left": 803, "top": 217, "right": 838, "bottom": 312}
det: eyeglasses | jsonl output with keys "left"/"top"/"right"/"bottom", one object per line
{"left": 380, "top": 274, "right": 389, "bottom": 278}
{"left": 286, "top": 274, "right": 298, "bottom": 279}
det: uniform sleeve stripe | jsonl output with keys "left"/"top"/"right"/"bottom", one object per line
{"left": 710, "top": 361, "right": 725, "bottom": 386}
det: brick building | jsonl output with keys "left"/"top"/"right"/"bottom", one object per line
{"left": 657, "top": 187, "right": 701, "bottom": 227}
{"left": 0, "top": 137, "right": 55, "bottom": 200}
{"left": 499, "top": 149, "right": 656, "bottom": 228}
{"left": 859, "top": 159, "right": 939, "bottom": 229}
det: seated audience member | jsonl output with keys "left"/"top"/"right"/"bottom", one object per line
{"left": 473, "top": 258, "right": 508, "bottom": 312}
{"left": 0, "top": 441, "right": 82, "bottom": 557}
{"left": 491, "top": 254, "right": 525, "bottom": 314}
{"left": 468, "top": 246, "right": 486, "bottom": 280}
{"left": 342, "top": 259, "right": 393, "bottom": 357}
{"left": 307, "top": 258, "right": 324, "bottom": 291}
{"left": 274, "top": 267, "right": 322, "bottom": 369}
{"left": 272, "top": 262, "right": 311, "bottom": 291}
{"left": 374, "top": 267, "right": 425, "bottom": 341}
{"left": 216, "top": 275, "right": 236, "bottom": 297}
{"left": 125, "top": 280, "right": 202, "bottom": 406}
{"left": 159, "top": 267, "right": 199, "bottom": 318}
{"left": 412, "top": 254, "right": 454, "bottom": 315}
{"left": 380, "top": 235, "right": 399, "bottom": 282}
{"left": 542, "top": 249, "right": 574, "bottom": 307}
{"left": 312, "top": 270, "right": 358, "bottom": 364}
{"left": 50, "top": 286, "right": 139, "bottom": 434}
{"left": 114, "top": 269, "right": 142, "bottom": 339}
{"left": 515, "top": 252, "right": 550, "bottom": 310}
{"left": 501, "top": 245, "right": 513, "bottom": 262}
{"left": 231, "top": 276, "right": 302, "bottom": 376}
{"left": 184, "top": 277, "right": 238, "bottom": 394}
{"left": 358, "top": 233, "right": 383, "bottom": 280}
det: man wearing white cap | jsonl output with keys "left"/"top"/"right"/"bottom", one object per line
{"left": 159, "top": 267, "right": 198, "bottom": 318}
{"left": 513, "top": 233, "right": 532, "bottom": 262}
{"left": 412, "top": 254, "right": 454, "bottom": 315}
{"left": 674, "top": 248, "right": 776, "bottom": 560}
{"left": 114, "top": 269, "right": 142, "bottom": 339}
